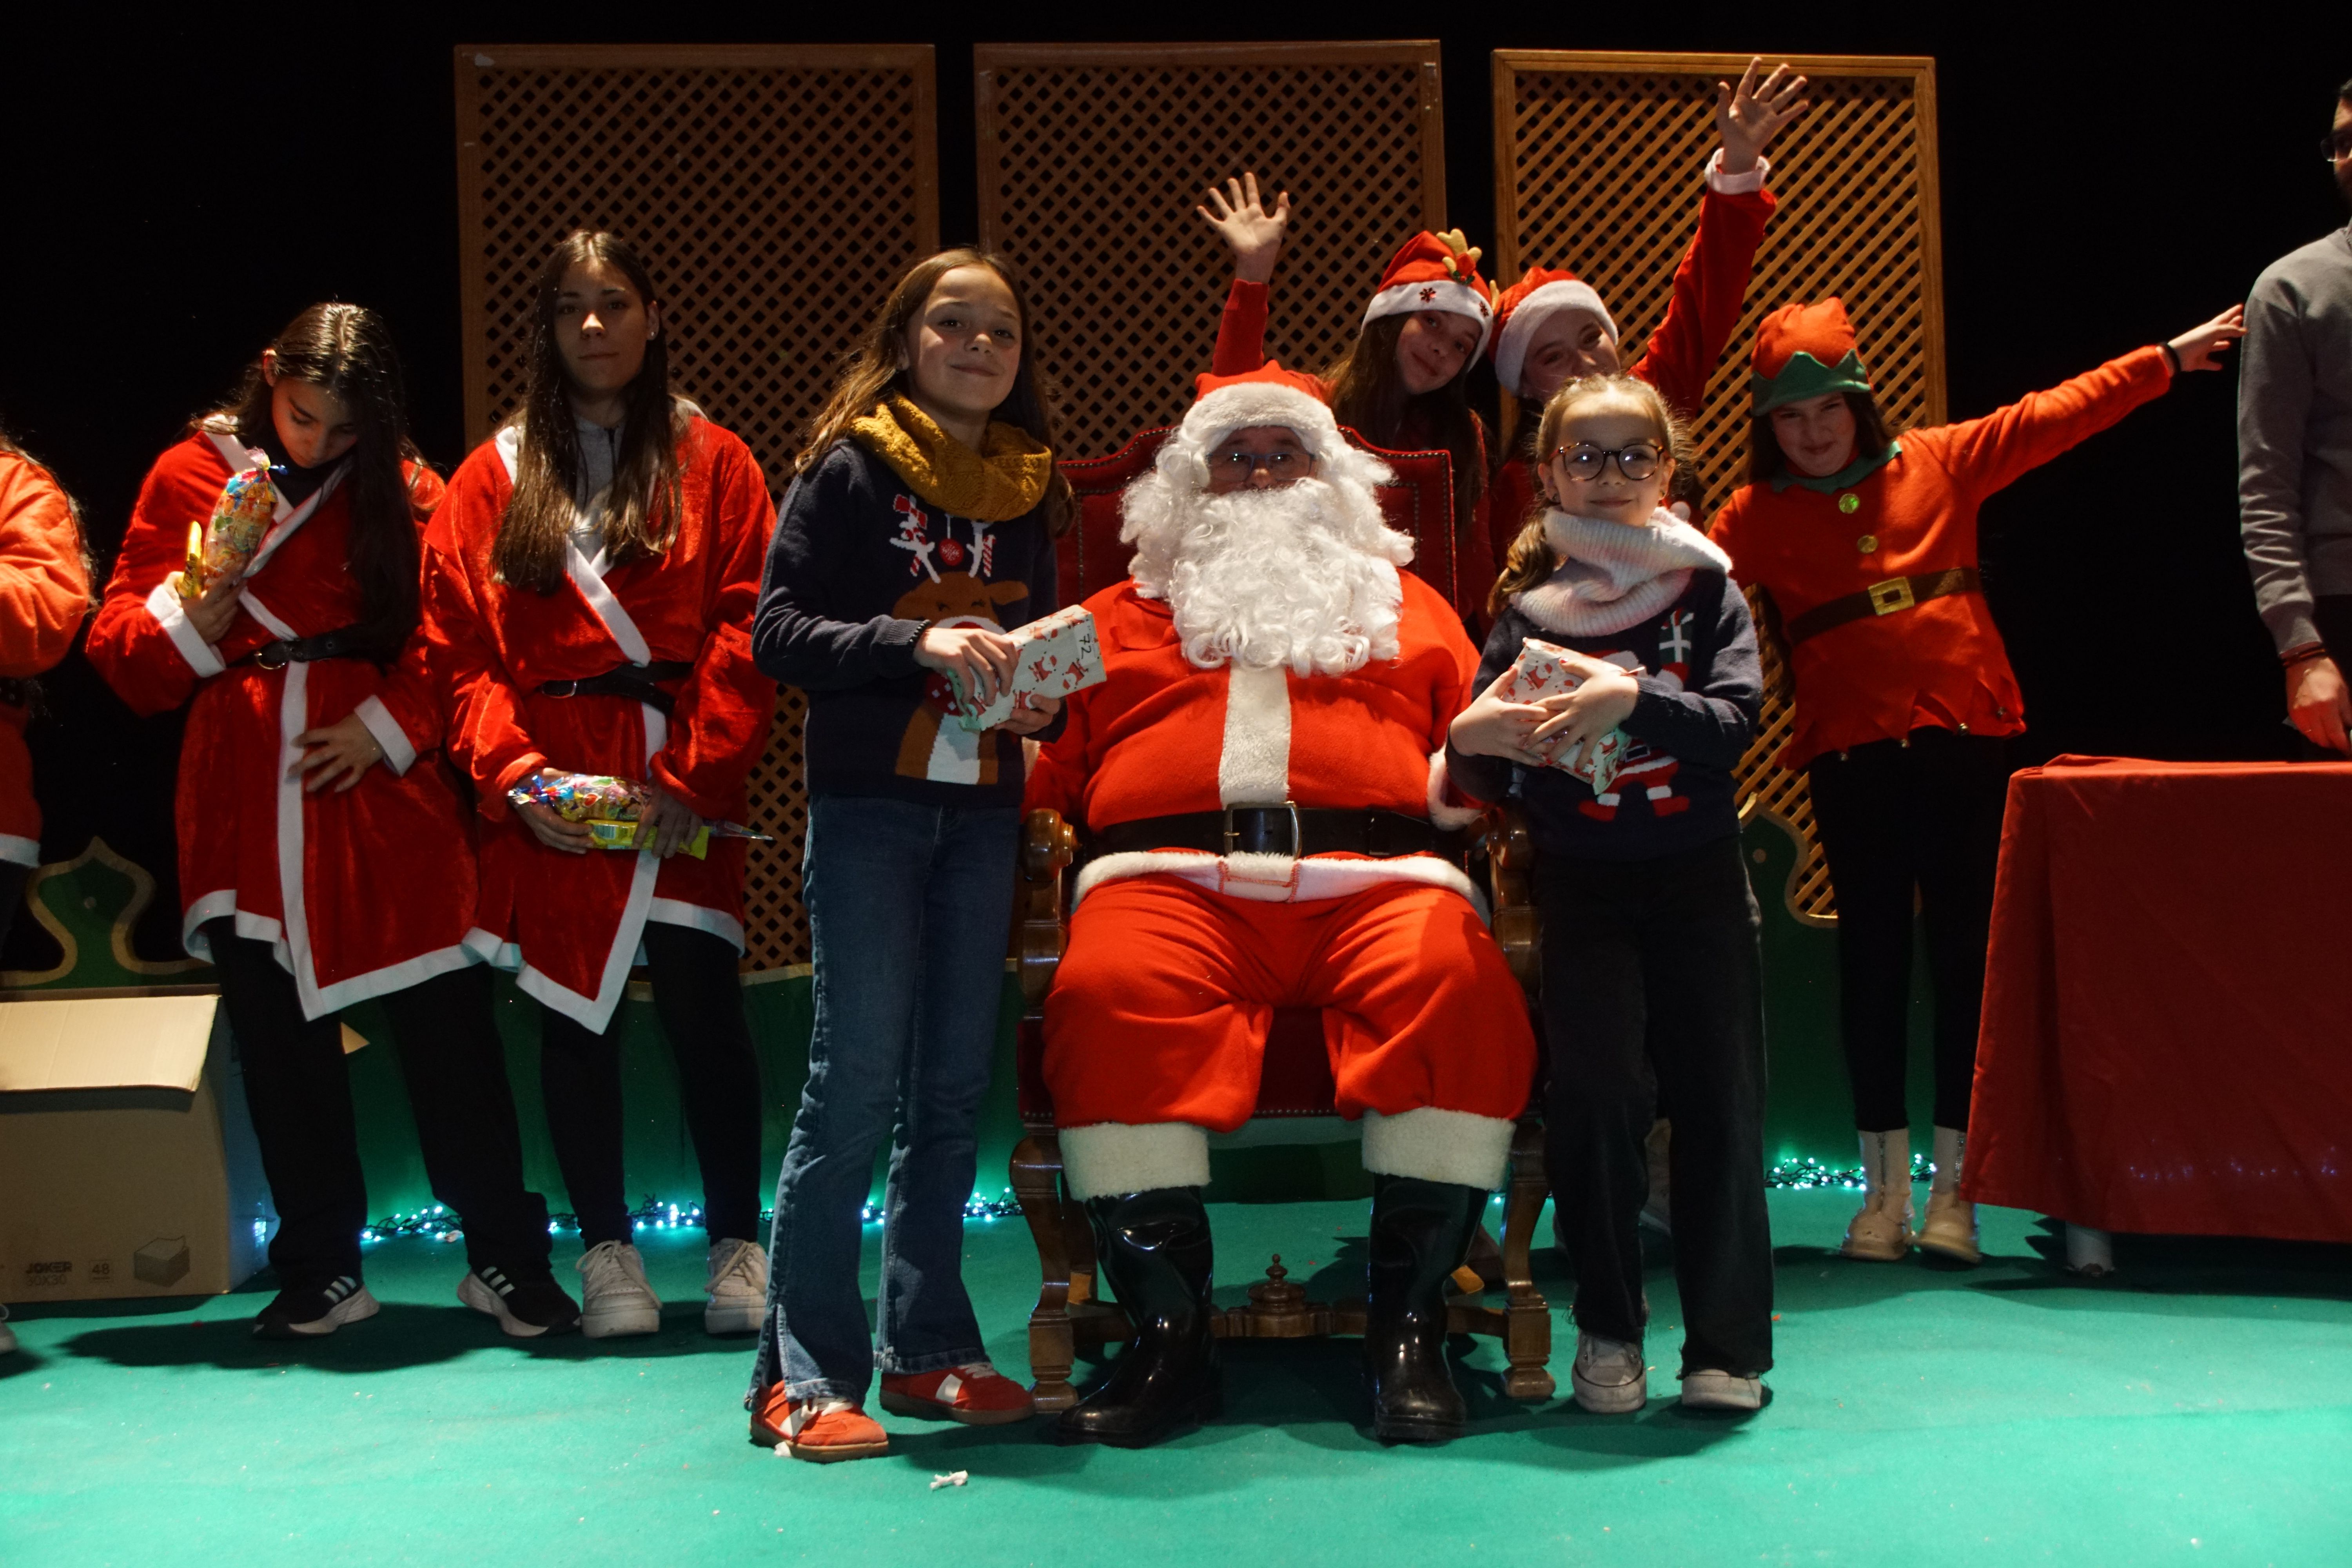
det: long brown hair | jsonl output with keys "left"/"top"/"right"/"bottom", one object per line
{"left": 214, "top": 303, "right": 428, "bottom": 659}
{"left": 1746, "top": 390, "right": 1896, "bottom": 488}
{"left": 799, "top": 247, "right": 1072, "bottom": 535}
{"left": 1320, "top": 314, "right": 1485, "bottom": 541}
{"left": 1488, "top": 374, "right": 1689, "bottom": 617}
{"left": 495, "top": 231, "right": 686, "bottom": 592}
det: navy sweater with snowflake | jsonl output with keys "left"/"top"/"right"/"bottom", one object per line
{"left": 1446, "top": 569, "right": 1761, "bottom": 862}
{"left": 751, "top": 439, "right": 1062, "bottom": 807}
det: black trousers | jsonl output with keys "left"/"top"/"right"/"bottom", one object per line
{"left": 1806, "top": 728, "right": 2010, "bottom": 1132}
{"left": 208, "top": 922, "right": 551, "bottom": 1287}
{"left": 535, "top": 921, "right": 762, "bottom": 1248}
{"left": 0, "top": 861, "right": 26, "bottom": 940}
{"left": 1538, "top": 835, "right": 1774, "bottom": 1377}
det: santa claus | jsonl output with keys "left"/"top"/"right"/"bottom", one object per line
{"left": 1027, "top": 365, "right": 1538, "bottom": 1447}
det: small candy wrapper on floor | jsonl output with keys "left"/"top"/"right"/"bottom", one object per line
{"left": 506, "top": 771, "right": 774, "bottom": 861}
{"left": 929, "top": 1471, "right": 969, "bottom": 1490}
{"left": 1501, "top": 637, "right": 1627, "bottom": 796}
{"left": 950, "top": 605, "right": 1105, "bottom": 732}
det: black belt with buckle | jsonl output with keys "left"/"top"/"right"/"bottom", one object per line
{"left": 537, "top": 661, "right": 695, "bottom": 718}
{"left": 245, "top": 625, "right": 372, "bottom": 671}
{"left": 1087, "top": 806, "right": 1453, "bottom": 862}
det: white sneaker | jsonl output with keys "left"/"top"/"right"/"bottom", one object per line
{"left": 704, "top": 1238, "right": 767, "bottom": 1335}
{"left": 1571, "top": 1331, "right": 1648, "bottom": 1414}
{"left": 1681, "top": 1369, "right": 1767, "bottom": 1410}
{"left": 0, "top": 1303, "right": 15, "bottom": 1355}
{"left": 576, "top": 1241, "right": 662, "bottom": 1338}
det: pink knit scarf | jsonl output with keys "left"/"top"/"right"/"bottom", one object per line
{"left": 1512, "top": 507, "right": 1731, "bottom": 637}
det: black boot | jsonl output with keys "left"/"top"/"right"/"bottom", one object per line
{"left": 1364, "top": 1174, "right": 1486, "bottom": 1444}
{"left": 1056, "top": 1187, "right": 1220, "bottom": 1447}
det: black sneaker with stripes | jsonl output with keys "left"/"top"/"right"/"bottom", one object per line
{"left": 252, "top": 1275, "right": 380, "bottom": 1339}
{"left": 459, "top": 1263, "right": 583, "bottom": 1338}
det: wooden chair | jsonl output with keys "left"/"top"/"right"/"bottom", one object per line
{"left": 1003, "top": 425, "right": 1552, "bottom": 1413}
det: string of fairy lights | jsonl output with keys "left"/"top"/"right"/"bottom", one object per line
{"left": 355, "top": 1157, "right": 1934, "bottom": 1243}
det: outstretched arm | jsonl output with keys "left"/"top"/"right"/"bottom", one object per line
{"left": 1715, "top": 58, "right": 1809, "bottom": 178}
{"left": 1200, "top": 172, "right": 1290, "bottom": 376}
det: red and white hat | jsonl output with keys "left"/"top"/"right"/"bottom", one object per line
{"left": 1161, "top": 363, "right": 1390, "bottom": 491}
{"left": 1491, "top": 267, "right": 1618, "bottom": 399}
{"left": 1359, "top": 230, "right": 1498, "bottom": 362}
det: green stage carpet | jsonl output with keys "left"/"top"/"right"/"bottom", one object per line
{"left": 6, "top": 1191, "right": 2348, "bottom": 1567}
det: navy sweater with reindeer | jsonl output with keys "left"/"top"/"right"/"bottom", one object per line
{"left": 753, "top": 439, "right": 1062, "bottom": 807}
{"left": 1447, "top": 567, "right": 1761, "bottom": 862}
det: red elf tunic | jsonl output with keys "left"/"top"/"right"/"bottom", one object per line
{"left": 0, "top": 450, "right": 89, "bottom": 868}
{"left": 85, "top": 423, "right": 473, "bottom": 1016}
{"left": 1484, "top": 169, "right": 1779, "bottom": 575}
{"left": 1708, "top": 347, "right": 2174, "bottom": 768}
{"left": 423, "top": 413, "right": 777, "bottom": 1032}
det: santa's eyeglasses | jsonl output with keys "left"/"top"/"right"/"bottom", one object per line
{"left": 1213, "top": 450, "right": 1309, "bottom": 477}
{"left": 1553, "top": 442, "right": 1663, "bottom": 481}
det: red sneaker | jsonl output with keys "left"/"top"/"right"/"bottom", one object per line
{"left": 878, "top": 1361, "right": 1036, "bottom": 1426}
{"left": 749, "top": 1384, "right": 889, "bottom": 1463}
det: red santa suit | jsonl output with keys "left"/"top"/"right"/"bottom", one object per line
{"left": 422, "top": 410, "right": 776, "bottom": 1032}
{"left": 1484, "top": 151, "right": 1779, "bottom": 575}
{"left": 0, "top": 449, "right": 89, "bottom": 869}
{"left": 85, "top": 423, "right": 473, "bottom": 1017}
{"left": 1027, "top": 369, "right": 1536, "bottom": 1201}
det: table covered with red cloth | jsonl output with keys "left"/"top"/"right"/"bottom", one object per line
{"left": 1965, "top": 756, "right": 2352, "bottom": 1241}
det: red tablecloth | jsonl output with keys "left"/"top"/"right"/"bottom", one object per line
{"left": 1965, "top": 756, "right": 2352, "bottom": 1241}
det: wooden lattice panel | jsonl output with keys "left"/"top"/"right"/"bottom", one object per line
{"left": 454, "top": 44, "right": 940, "bottom": 969}
{"left": 975, "top": 42, "right": 1447, "bottom": 459}
{"left": 1495, "top": 52, "right": 1946, "bottom": 922}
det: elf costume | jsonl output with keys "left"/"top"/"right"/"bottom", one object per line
{"left": 1706, "top": 296, "right": 2178, "bottom": 1265}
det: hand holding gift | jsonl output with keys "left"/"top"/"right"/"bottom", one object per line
{"left": 948, "top": 605, "right": 1106, "bottom": 732}
{"left": 1501, "top": 638, "right": 1631, "bottom": 795}
{"left": 508, "top": 771, "right": 775, "bottom": 860}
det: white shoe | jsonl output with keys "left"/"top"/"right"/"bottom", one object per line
{"left": 704, "top": 1238, "right": 767, "bottom": 1335}
{"left": 1840, "top": 1129, "right": 1915, "bottom": 1261}
{"left": 1681, "top": 1369, "right": 1767, "bottom": 1410}
{"left": 1571, "top": 1331, "right": 1648, "bottom": 1414}
{"left": 0, "top": 1304, "right": 15, "bottom": 1355}
{"left": 576, "top": 1241, "right": 662, "bottom": 1338}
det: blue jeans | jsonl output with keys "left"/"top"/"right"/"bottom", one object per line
{"left": 748, "top": 794, "right": 1019, "bottom": 1404}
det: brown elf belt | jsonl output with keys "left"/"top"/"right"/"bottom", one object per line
{"left": 1783, "top": 568, "right": 1982, "bottom": 646}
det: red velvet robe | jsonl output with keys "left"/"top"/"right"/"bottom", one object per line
{"left": 0, "top": 450, "right": 89, "bottom": 866}
{"left": 422, "top": 414, "right": 777, "bottom": 1031}
{"left": 85, "top": 425, "right": 472, "bottom": 1016}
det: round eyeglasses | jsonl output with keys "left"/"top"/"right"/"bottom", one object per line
{"left": 1554, "top": 442, "right": 1663, "bottom": 482}
{"left": 1213, "top": 449, "right": 1308, "bottom": 477}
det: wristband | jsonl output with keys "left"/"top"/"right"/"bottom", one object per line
{"left": 2281, "top": 641, "right": 2331, "bottom": 668}
{"left": 2160, "top": 341, "right": 2182, "bottom": 373}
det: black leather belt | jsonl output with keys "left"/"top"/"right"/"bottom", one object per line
{"left": 245, "top": 625, "right": 372, "bottom": 671}
{"left": 1088, "top": 806, "right": 1453, "bottom": 862}
{"left": 0, "top": 677, "right": 39, "bottom": 710}
{"left": 538, "top": 661, "right": 695, "bottom": 717}
{"left": 1784, "top": 568, "right": 1983, "bottom": 645}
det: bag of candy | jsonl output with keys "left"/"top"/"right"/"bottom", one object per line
{"left": 1499, "top": 638, "right": 1628, "bottom": 796}
{"left": 507, "top": 772, "right": 774, "bottom": 860}
{"left": 175, "top": 455, "right": 279, "bottom": 599}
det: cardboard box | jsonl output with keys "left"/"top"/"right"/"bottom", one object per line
{"left": 0, "top": 992, "right": 274, "bottom": 1303}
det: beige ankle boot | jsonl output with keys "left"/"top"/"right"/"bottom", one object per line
{"left": 1916, "top": 1126, "right": 1981, "bottom": 1263}
{"left": 1840, "top": 1128, "right": 1914, "bottom": 1260}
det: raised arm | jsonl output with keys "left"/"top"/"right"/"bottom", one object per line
{"left": 1198, "top": 172, "right": 1290, "bottom": 376}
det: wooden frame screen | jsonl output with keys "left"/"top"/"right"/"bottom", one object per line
{"left": 975, "top": 41, "right": 1448, "bottom": 459}
{"left": 453, "top": 43, "right": 940, "bottom": 970}
{"left": 1494, "top": 51, "right": 1945, "bottom": 922}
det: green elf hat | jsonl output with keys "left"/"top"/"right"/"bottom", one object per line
{"left": 1750, "top": 297, "right": 1874, "bottom": 414}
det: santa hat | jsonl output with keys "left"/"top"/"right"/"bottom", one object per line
{"left": 1359, "top": 230, "right": 1498, "bottom": 361}
{"left": 1751, "top": 297, "right": 1875, "bottom": 414}
{"left": 1161, "top": 363, "right": 1390, "bottom": 490}
{"left": 1491, "top": 267, "right": 1619, "bottom": 398}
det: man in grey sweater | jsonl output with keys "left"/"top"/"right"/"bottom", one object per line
{"left": 2240, "top": 76, "right": 2352, "bottom": 753}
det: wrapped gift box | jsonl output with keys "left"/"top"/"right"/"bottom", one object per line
{"left": 1501, "top": 638, "right": 1627, "bottom": 796}
{"left": 953, "top": 604, "right": 1106, "bottom": 731}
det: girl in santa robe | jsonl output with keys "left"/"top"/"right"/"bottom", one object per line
{"left": 86, "top": 305, "right": 576, "bottom": 1341}
{"left": 423, "top": 231, "right": 777, "bottom": 1342}
{"left": 0, "top": 427, "right": 90, "bottom": 919}
{"left": 1707, "top": 296, "right": 2246, "bottom": 1268}
{"left": 744, "top": 249, "right": 1068, "bottom": 1461}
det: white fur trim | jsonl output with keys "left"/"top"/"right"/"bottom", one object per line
{"left": 0, "top": 834, "right": 37, "bottom": 869}
{"left": 143, "top": 579, "right": 229, "bottom": 679}
{"left": 1425, "top": 750, "right": 1487, "bottom": 831}
{"left": 1494, "top": 280, "right": 1618, "bottom": 398}
{"left": 1070, "top": 849, "right": 1486, "bottom": 922}
{"left": 1183, "top": 383, "right": 1345, "bottom": 461}
{"left": 353, "top": 695, "right": 416, "bottom": 777}
{"left": 1704, "top": 147, "right": 1768, "bottom": 195}
{"left": 1360, "top": 1106, "right": 1515, "bottom": 1191}
{"left": 1361, "top": 278, "right": 1496, "bottom": 361}
{"left": 1061, "top": 1122, "right": 1212, "bottom": 1200}
{"left": 463, "top": 925, "right": 524, "bottom": 972}
{"left": 1218, "top": 664, "right": 1292, "bottom": 806}
{"left": 179, "top": 888, "right": 241, "bottom": 960}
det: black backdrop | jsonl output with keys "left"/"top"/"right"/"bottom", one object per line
{"left": 5, "top": 8, "right": 2344, "bottom": 963}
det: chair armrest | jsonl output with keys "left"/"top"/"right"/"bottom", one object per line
{"left": 1486, "top": 805, "right": 1541, "bottom": 996}
{"left": 1014, "top": 808, "right": 1078, "bottom": 1013}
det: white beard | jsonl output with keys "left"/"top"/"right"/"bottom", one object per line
{"left": 1121, "top": 473, "right": 1412, "bottom": 676}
